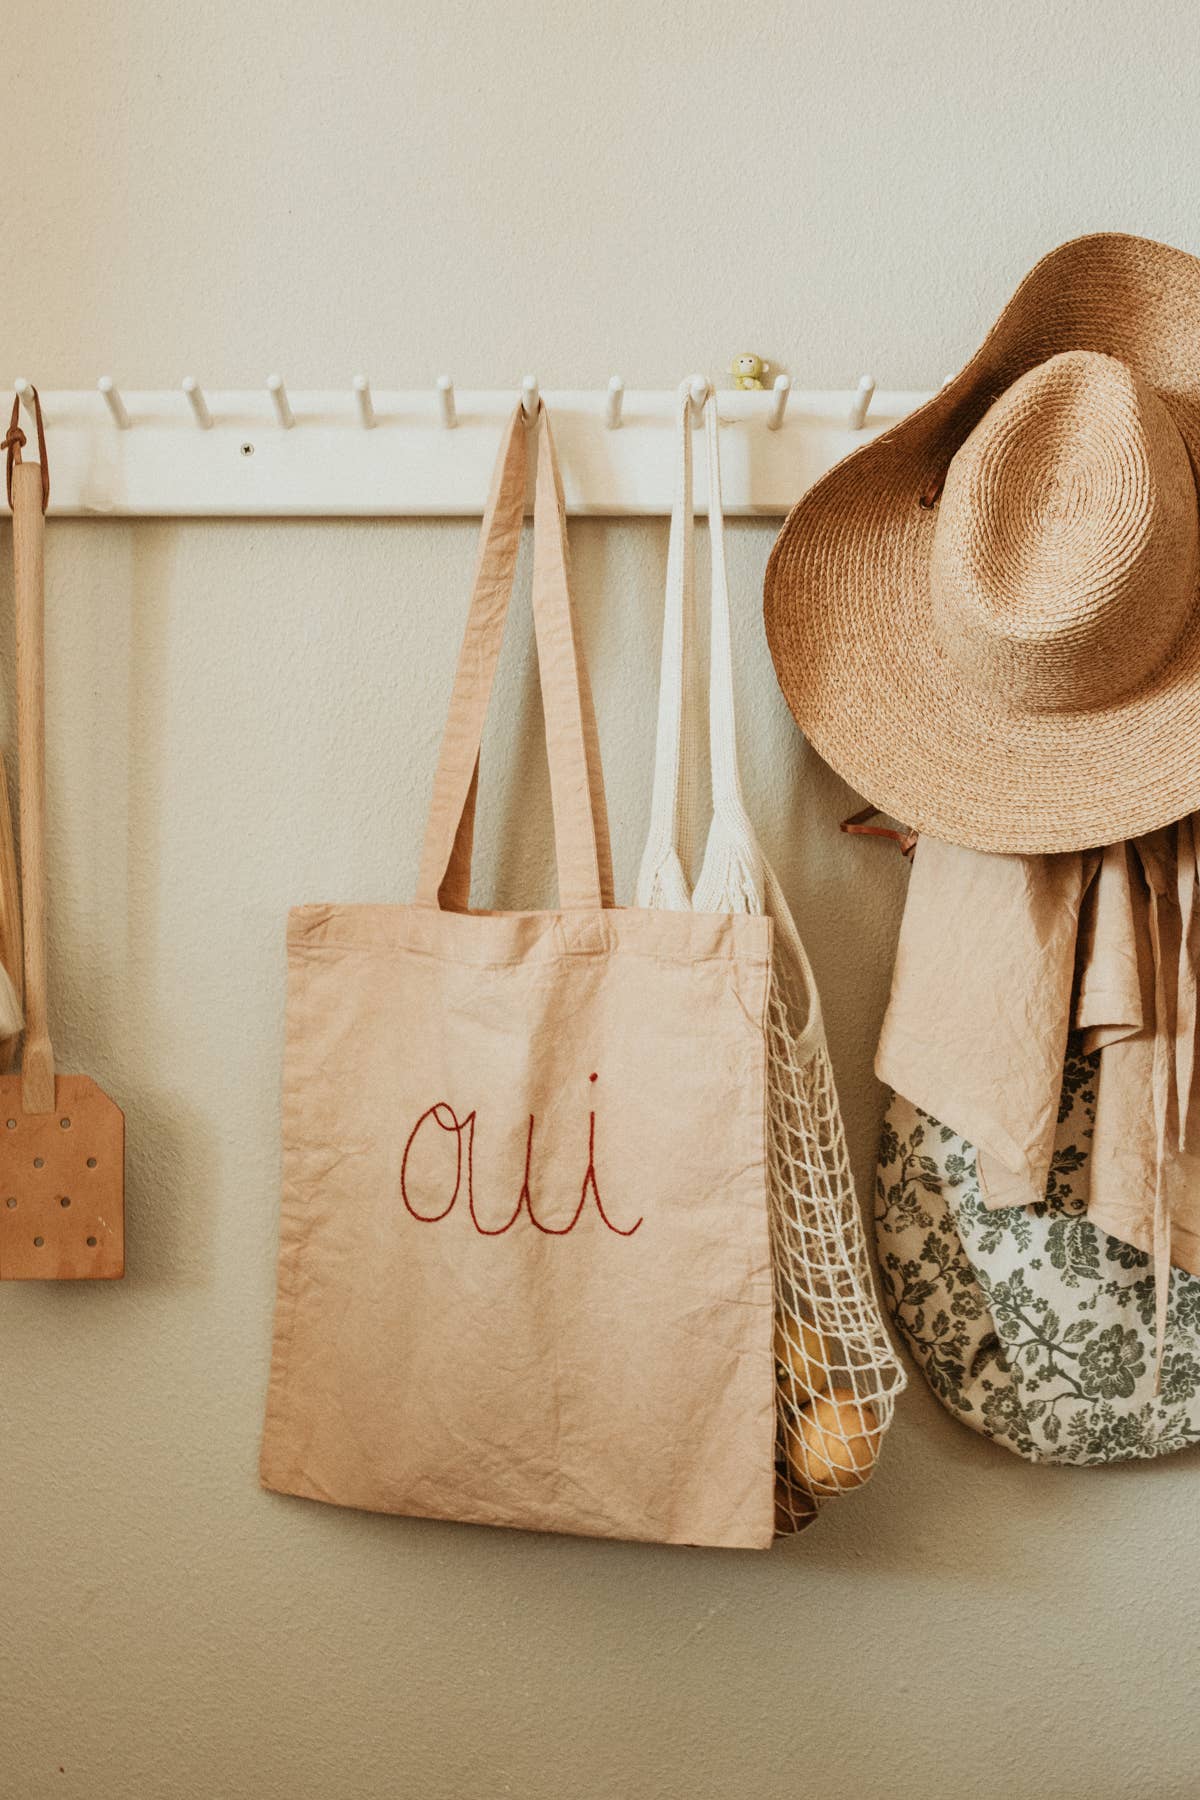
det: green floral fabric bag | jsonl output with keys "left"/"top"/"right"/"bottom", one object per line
{"left": 876, "top": 1043, "right": 1200, "bottom": 1465}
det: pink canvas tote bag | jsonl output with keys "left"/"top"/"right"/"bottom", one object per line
{"left": 260, "top": 404, "right": 777, "bottom": 1548}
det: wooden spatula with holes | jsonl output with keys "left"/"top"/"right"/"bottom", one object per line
{"left": 0, "top": 394, "right": 124, "bottom": 1280}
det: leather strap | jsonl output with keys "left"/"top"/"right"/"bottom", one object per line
{"left": 4, "top": 389, "right": 49, "bottom": 513}
{"left": 840, "top": 806, "right": 918, "bottom": 857}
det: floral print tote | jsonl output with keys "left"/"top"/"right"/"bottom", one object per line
{"left": 876, "top": 1043, "right": 1200, "bottom": 1464}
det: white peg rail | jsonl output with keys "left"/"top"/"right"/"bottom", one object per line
{"left": 9, "top": 385, "right": 933, "bottom": 517}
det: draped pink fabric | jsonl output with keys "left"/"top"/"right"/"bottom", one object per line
{"left": 877, "top": 823, "right": 1200, "bottom": 1377}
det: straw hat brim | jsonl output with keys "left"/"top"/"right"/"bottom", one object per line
{"left": 764, "top": 233, "right": 1200, "bottom": 854}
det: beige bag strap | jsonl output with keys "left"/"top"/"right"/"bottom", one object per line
{"left": 416, "top": 406, "right": 527, "bottom": 910}
{"left": 416, "top": 404, "right": 613, "bottom": 912}
{"left": 532, "top": 408, "right": 614, "bottom": 910}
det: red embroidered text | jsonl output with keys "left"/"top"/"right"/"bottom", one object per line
{"left": 401, "top": 1077, "right": 642, "bottom": 1237}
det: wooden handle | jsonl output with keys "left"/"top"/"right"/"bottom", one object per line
{"left": 12, "top": 461, "right": 54, "bottom": 1112}
{"left": 0, "top": 750, "right": 24, "bottom": 1071}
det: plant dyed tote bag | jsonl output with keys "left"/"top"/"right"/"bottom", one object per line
{"left": 877, "top": 1067, "right": 1200, "bottom": 1466}
{"left": 260, "top": 404, "right": 778, "bottom": 1548}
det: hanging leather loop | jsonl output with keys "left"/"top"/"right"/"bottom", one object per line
{"left": 840, "top": 806, "right": 918, "bottom": 857}
{"left": 4, "top": 389, "right": 49, "bottom": 513}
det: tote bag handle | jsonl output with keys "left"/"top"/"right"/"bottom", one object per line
{"left": 637, "top": 382, "right": 751, "bottom": 905}
{"left": 636, "top": 383, "right": 701, "bottom": 910}
{"left": 636, "top": 386, "right": 825, "bottom": 1047}
{"left": 416, "top": 404, "right": 613, "bottom": 914}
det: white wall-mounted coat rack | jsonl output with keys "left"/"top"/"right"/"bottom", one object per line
{"left": 10, "top": 376, "right": 934, "bottom": 518}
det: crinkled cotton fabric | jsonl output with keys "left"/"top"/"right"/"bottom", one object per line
{"left": 876, "top": 824, "right": 1200, "bottom": 1284}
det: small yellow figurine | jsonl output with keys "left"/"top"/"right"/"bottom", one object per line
{"left": 730, "top": 353, "right": 767, "bottom": 390}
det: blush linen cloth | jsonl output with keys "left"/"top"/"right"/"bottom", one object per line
{"left": 876, "top": 821, "right": 1200, "bottom": 1373}
{"left": 259, "top": 404, "right": 778, "bottom": 1549}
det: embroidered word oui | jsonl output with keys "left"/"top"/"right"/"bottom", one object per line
{"left": 401, "top": 1075, "right": 642, "bottom": 1237}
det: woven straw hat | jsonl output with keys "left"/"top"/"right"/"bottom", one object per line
{"left": 764, "top": 233, "right": 1200, "bottom": 853}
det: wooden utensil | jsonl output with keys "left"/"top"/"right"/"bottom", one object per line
{"left": 0, "top": 403, "right": 124, "bottom": 1281}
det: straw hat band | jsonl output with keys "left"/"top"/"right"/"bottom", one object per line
{"left": 928, "top": 352, "right": 1200, "bottom": 715}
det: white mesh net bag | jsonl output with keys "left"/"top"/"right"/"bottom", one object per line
{"left": 637, "top": 384, "right": 905, "bottom": 1531}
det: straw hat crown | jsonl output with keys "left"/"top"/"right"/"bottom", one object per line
{"left": 930, "top": 350, "right": 1199, "bottom": 716}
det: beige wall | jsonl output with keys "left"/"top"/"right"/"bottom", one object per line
{"left": 3, "top": 4, "right": 1199, "bottom": 1797}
